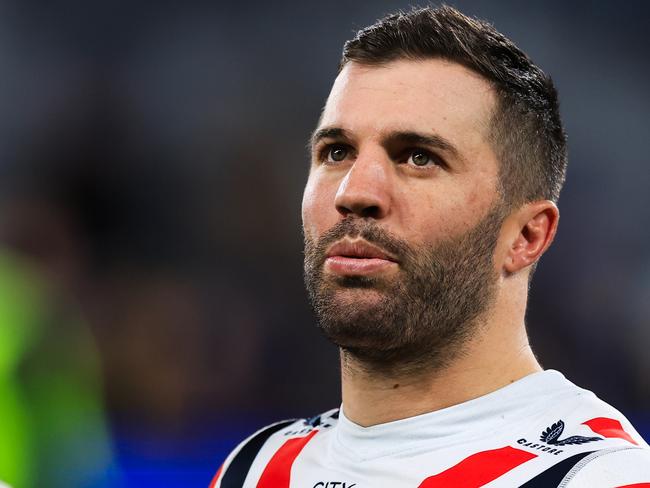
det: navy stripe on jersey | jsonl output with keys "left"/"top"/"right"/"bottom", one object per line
{"left": 220, "top": 420, "right": 296, "bottom": 488}
{"left": 519, "top": 451, "right": 595, "bottom": 488}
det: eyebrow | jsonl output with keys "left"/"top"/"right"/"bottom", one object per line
{"left": 309, "top": 127, "right": 351, "bottom": 149}
{"left": 384, "top": 131, "right": 459, "bottom": 158}
{"left": 309, "top": 127, "right": 459, "bottom": 159}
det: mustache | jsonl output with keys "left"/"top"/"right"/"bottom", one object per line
{"left": 306, "top": 218, "right": 413, "bottom": 266}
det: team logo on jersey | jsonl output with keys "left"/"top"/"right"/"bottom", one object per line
{"left": 539, "top": 420, "right": 602, "bottom": 446}
{"left": 517, "top": 419, "right": 603, "bottom": 455}
{"left": 284, "top": 411, "right": 338, "bottom": 436}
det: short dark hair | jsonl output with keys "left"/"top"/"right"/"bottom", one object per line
{"left": 341, "top": 5, "right": 567, "bottom": 206}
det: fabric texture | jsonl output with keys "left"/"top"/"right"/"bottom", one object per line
{"left": 211, "top": 370, "right": 650, "bottom": 487}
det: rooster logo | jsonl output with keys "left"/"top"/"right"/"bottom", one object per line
{"left": 540, "top": 420, "right": 602, "bottom": 446}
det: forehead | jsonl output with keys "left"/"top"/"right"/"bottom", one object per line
{"left": 320, "top": 59, "right": 496, "bottom": 149}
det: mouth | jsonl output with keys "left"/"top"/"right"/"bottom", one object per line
{"left": 324, "top": 238, "right": 398, "bottom": 276}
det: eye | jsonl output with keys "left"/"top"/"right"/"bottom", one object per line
{"left": 325, "top": 145, "right": 349, "bottom": 163}
{"left": 408, "top": 149, "right": 434, "bottom": 167}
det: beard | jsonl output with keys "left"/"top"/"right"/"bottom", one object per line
{"left": 303, "top": 205, "right": 505, "bottom": 375}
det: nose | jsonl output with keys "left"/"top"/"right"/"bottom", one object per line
{"left": 334, "top": 155, "right": 392, "bottom": 219}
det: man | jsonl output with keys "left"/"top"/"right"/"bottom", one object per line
{"left": 211, "top": 6, "right": 650, "bottom": 487}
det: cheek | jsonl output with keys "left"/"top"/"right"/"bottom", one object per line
{"left": 302, "top": 173, "right": 338, "bottom": 238}
{"left": 399, "top": 184, "right": 495, "bottom": 244}
{"left": 397, "top": 185, "right": 464, "bottom": 235}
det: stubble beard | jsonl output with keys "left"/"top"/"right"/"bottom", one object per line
{"left": 303, "top": 205, "right": 505, "bottom": 376}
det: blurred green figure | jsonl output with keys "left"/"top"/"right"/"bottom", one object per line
{"left": 0, "top": 249, "right": 117, "bottom": 487}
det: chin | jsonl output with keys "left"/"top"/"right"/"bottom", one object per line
{"left": 319, "top": 289, "right": 396, "bottom": 339}
{"left": 330, "top": 283, "right": 388, "bottom": 307}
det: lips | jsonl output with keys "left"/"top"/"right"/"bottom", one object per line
{"left": 324, "top": 239, "right": 398, "bottom": 276}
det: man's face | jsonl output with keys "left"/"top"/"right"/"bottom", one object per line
{"left": 302, "top": 59, "right": 505, "bottom": 371}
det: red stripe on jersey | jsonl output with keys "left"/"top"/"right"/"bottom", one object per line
{"left": 583, "top": 417, "right": 639, "bottom": 445}
{"left": 418, "top": 446, "right": 537, "bottom": 488}
{"left": 256, "top": 430, "right": 318, "bottom": 488}
{"left": 209, "top": 463, "right": 224, "bottom": 488}
{"left": 615, "top": 484, "right": 650, "bottom": 488}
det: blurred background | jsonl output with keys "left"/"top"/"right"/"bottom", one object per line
{"left": 0, "top": 0, "right": 648, "bottom": 486}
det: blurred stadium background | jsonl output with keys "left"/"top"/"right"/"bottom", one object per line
{"left": 0, "top": 0, "right": 648, "bottom": 486}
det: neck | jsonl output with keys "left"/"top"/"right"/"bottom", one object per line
{"left": 340, "top": 286, "right": 540, "bottom": 427}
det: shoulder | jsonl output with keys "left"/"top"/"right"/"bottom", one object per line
{"left": 209, "top": 408, "right": 340, "bottom": 488}
{"left": 533, "top": 373, "right": 648, "bottom": 448}
{"left": 562, "top": 446, "right": 650, "bottom": 487}
{"left": 518, "top": 374, "right": 650, "bottom": 486}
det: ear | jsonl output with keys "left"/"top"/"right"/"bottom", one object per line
{"left": 503, "top": 200, "right": 559, "bottom": 274}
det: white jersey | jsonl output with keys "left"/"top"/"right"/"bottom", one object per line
{"left": 210, "top": 370, "right": 650, "bottom": 487}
